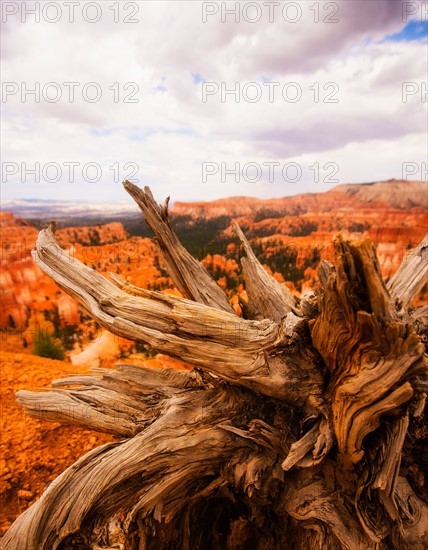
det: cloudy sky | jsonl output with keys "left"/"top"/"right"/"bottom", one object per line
{"left": 1, "top": 0, "right": 427, "bottom": 203}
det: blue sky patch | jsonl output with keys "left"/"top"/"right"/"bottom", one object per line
{"left": 192, "top": 72, "right": 204, "bottom": 84}
{"left": 385, "top": 20, "right": 428, "bottom": 42}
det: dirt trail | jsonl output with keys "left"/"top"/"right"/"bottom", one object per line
{"left": 70, "top": 330, "right": 120, "bottom": 367}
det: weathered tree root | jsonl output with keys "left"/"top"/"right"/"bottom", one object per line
{"left": 2, "top": 183, "right": 427, "bottom": 550}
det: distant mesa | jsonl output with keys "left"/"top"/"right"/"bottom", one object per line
{"left": 172, "top": 179, "right": 427, "bottom": 218}
{"left": 1, "top": 179, "right": 426, "bottom": 220}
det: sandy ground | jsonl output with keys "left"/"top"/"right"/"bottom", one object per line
{"left": 0, "top": 348, "right": 192, "bottom": 539}
{"left": 0, "top": 351, "right": 114, "bottom": 537}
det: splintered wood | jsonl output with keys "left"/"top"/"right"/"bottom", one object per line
{"left": 3, "top": 183, "right": 427, "bottom": 550}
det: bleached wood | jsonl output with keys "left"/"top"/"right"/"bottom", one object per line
{"left": 31, "top": 224, "right": 327, "bottom": 405}
{"left": 16, "top": 365, "right": 203, "bottom": 437}
{"left": 387, "top": 234, "right": 428, "bottom": 309}
{"left": 123, "top": 181, "right": 234, "bottom": 313}
{"left": 233, "top": 220, "right": 296, "bottom": 321}
{"left": 4, "top": 184, "right": 427, "bottom": 550}
{"left": 4, "top": 387, "right": 265, "bottom": 550}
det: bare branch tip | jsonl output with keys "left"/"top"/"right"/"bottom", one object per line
{"left": 123, "top": 180, "right": 146, "bottom": 199}
{"left": 161, "top": 196, "right": 171, "bottom": 220}
{"left": 48, "top": 221, "right": 57, "bottom": 234}
{"left": 232, "top": 220, "right": 245, "bottom": 240}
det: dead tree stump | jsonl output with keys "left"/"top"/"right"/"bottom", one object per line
{"left": 2, "top": 182, "right": 427, "bottom": 550}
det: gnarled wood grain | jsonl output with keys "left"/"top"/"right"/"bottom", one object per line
{"left": 30, "top": 223, "right": 328, "bottom": 410}
{"left": 233, "top": 220, "right": 296, "bottom": 321}
{"left": 3, "top": 184, "right": 427, "bottom": 550}
{"left": 311, "top": 237, "right": 427, "bottom": 465}
{"left": 123, "top": 181, "right": 235, "bottom": 314}
{"left": 387, "top": 234, "right": 428, "bottom": 309}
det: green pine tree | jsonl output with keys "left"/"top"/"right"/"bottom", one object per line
{"left": 33, "top": 331, "right": 65, "bottom": 361}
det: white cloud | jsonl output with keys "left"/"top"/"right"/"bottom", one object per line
{"left": 1, "top": 0, "right": 426, "bottom": 202}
